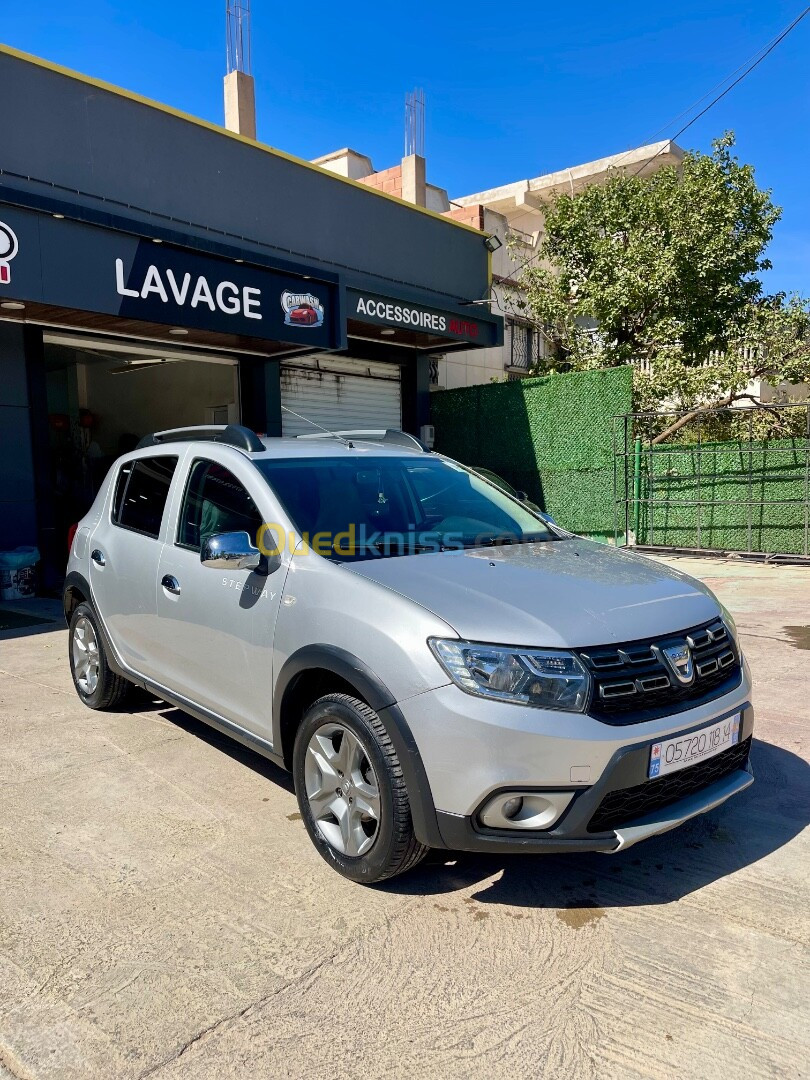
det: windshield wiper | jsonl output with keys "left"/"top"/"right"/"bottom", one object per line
{"left": 463, "top": 534, "right": 517, "bottom": 548}
{"left": 369, "top": 538, "right": 448, "bottom": 556}
{"left": 463, "top": 532, "right": 555, "bottom": 549}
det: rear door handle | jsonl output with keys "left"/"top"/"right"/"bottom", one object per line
{"left": 91, "top": 549, "right": 105, "bottom": 567}
{"left": 161, "top": 574, "right": 181, "bottom": 595}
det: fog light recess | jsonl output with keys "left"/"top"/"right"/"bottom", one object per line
{"left": 479, "top": 791, "right": 574, "bottom": 831}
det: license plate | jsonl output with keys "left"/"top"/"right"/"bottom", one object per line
{"left": 649, "top": 713, "right": 740, "bottom": 779}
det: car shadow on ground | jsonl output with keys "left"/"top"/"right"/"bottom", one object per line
{"left": 156, "top": 703, "right": 296, "bottom": 794}
{"left": 382, "top": 739, "right": 809, "bottom": 910}
{"left": 0, "top": 599, "right": 65, "bottom": 640}
{"left": 144, "top": 705, "right": 807, "bottom": 909}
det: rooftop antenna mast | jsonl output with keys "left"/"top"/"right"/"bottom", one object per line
{"left": 226, "top": 0, "right": 252, "bottom": 75}
{"left": 224, "top": 1, "right": 257, "bottom": 139}
{"left": 404, "top": 88, "right": 425, "bottom": 158}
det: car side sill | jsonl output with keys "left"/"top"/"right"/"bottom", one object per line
{"left": 141, "top": 677, "right": 287, "bottom": 770}
{"left": 66, "top": 576, "right": 285, "bottom": 770}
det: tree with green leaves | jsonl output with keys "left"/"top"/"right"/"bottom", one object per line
{"left": 516, "top": 133, "right": 810, "bottom": 442}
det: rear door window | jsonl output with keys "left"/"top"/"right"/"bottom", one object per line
{"left": 177, "top": 459, "right": 263, "bottom": 551}
{"left": 112, "top": 456, "right": 178, "bottom": 539}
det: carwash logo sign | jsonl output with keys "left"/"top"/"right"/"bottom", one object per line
{"left": 0, "top": 220, "right": 19, "bottom": 285}
{"left": 281, "top": 290, "right": 324, "bottom": 328}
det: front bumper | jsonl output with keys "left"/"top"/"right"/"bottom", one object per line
{"left": 398, "top": 662, "right": 754, "bottom": 853}
{"left": 434, "top": 706, "right": 753, "bottom": 853}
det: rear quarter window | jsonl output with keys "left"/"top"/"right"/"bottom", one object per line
{"left": 112, "top": 456, "right": 178, "bottom": 539}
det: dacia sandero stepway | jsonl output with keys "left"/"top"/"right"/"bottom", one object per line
{"left": 65, "top": 424, "right": 753, "bottom": 883}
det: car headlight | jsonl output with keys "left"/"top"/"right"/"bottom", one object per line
{"left": 429, "top": 638, "right": 590, "bottom": 712}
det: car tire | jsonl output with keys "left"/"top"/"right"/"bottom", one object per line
{"left": 293, "top": 693, "right": 429, "bottom": 884}
{"left": 69, "top": 602, "right": 131, "bottom": 710}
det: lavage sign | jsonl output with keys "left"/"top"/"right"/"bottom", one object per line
{"left": 105, "top": 240, "right": 333, "bottom": 344}
{"left": 115, "top": 259, "right": 263, "bottom": 320}
{"left": 0, "top": 204, "right": 338, "bottom": 346}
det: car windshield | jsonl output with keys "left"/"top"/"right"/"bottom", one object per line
{"left": 255, "top": 455, "right": 557, "bottom": 561}
{"left": 474, "top": 468, "right": 514, "bottom": 497}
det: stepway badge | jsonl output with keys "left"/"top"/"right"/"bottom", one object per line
{"left": 281, "top": 290, "right": 324, "bottom": 328}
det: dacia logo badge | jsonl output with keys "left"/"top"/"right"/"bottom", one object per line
{"left": 661, "top": 642, "right": 694, "bottom": 685}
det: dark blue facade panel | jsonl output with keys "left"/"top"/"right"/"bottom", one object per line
{"left": 0, "top": 205, "right": 340, "bottom": 347}
{"left": 0, "top": 324, "right": 37, "bottom": 549}
{"left": 0, "top": 50, "right": 491, "bottom": 306}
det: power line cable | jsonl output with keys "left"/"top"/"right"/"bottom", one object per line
{"left": 501, "top": 6, "right": 810, "bottom": 287}
{"left": 609, "top": 14, "right": 806, "bottom": 172}
{"left": 632, "top": 5, "right": 810, "bottom": 175}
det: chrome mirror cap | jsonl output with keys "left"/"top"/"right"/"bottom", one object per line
{"left": 200, "top": 531, "right": 262, "bottom": 572}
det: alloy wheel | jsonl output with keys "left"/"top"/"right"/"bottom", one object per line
{"left": 72, "top": 615, "right": 100, "bottom": 695}
{"left": 304, "top": 722, "right": 381, "bottom": 857}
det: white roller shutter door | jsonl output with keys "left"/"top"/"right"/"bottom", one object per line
{"left": 280, "top": 354, "right": 401, "bottom": 436}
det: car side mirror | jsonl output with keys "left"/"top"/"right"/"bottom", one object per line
{"left": 200, "top": 531, "right": 265, "bottom": 573}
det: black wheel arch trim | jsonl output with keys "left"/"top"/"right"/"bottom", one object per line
{"left": 63, "top": 571, "right": 133, "bottom": 683}
{"left": 273, "top": 644, "right": 445, "bottom": 849}
{"left": 63, "top": 570, "right": 92, "bottom": 625}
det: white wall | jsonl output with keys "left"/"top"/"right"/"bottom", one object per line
{"left": 82, "top": 359, "right": 238, "bottom": 454}
{"left": 434, "top": 208, "right": 550, "bottom": 390}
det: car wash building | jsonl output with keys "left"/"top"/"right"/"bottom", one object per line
{"left": 0, "top": 45, "right": 501, "bottom": 587}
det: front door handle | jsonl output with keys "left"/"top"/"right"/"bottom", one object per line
{"left": 91, "top": 549, "right": 105, "bottom": 567}
{"left": 161, "top": 574, "right": 181, "bottom": 595}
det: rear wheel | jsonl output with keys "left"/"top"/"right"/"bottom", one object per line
{"left": 69, "top": 602, "right": 131, "bottom": 710}
{"left": 293, "top": 694, "right": 428, "bottom": 883}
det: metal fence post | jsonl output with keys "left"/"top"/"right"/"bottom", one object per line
{"left": 747, "top": 409, "right": 754, "bottom": 553}
{"left": 633, "top": 435, "right": 642, "bottom": 541}
{"left": 648, "top": 431, "right": 655, "bottom": 547}
{"left": 623, "top": 415, "right": 630, "bottom": 545}
{"left": 696, "top": 411, "right": 702, "bottom": 550}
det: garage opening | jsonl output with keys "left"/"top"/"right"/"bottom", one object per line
{"left": 280, "top": 354, "right": 401, "bottom": 436}
{"left": 43, "top": 331, "right": 239, "bottom": 544}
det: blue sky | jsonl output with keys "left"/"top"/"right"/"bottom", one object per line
{"left": 4, "top": 0, "right": 808, "bottom": 294}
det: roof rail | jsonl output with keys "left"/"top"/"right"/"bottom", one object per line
{"left": 136, "top": 424, "right": 265, "bottom": 453}
{"left": 295, "top": 428, "right": 430, "bottom": 452}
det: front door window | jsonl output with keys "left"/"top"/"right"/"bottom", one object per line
{"left": 177, "top": 459, "right": 263, "bottom": 551}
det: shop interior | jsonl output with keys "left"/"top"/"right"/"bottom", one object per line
{"left": 43, "top": 331, "right": 240, "bottom": 546}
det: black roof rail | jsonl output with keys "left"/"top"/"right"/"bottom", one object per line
{"left": 382, "top": 429, "right": 431, "bottom": 452}
{"left": 136, "top": 424, "right": 265, "bottom": 453}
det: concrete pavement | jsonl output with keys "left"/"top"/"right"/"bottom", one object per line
{"left": 0, "top": 554, "right": 808, "bottom": 1079}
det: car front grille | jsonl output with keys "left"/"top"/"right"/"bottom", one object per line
{"left": 578, "top": 618, "right": 741, "bottom": 725}
{"left": 587, "top": 736, "right": 752, "bottom": 834}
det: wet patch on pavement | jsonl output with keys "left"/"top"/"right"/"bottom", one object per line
{"left": 783, "top": 625, "right": 810, "bottom": 650}
{"left": 556, "top": 904, "right": 606, "bottom": 930}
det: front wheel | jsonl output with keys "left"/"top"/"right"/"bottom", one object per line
{"left": 293, "top": 694, "right": 428, "bottom": 884}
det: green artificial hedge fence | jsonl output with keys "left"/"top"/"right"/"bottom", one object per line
{"left": 636, "top": 438, "right": 809, "bottom": 555}
{"left": 430, "top": 367, "right": 633, "bottom": 538}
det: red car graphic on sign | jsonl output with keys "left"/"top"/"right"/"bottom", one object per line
{"left": 289, "top": 304, "right": 319, "bottom": 325}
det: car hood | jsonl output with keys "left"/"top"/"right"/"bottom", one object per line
{"left": 343, "top": 538, "right": 721, "bottom": 648}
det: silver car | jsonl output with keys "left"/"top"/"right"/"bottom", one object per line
{"left": 64, "top": 424, "right": 753, "bottom": 883}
